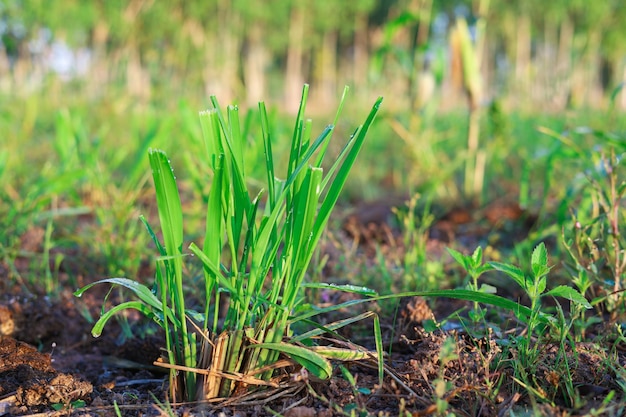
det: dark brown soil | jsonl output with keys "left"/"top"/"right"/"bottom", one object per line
{"left": 0, "top": 199, "right": 624, "bottom": 416}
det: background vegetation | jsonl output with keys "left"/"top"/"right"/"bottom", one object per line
{"left": 2, "top": 0, "right": 626, "bottom": 111}
{"left": 1, "top": 0, "right": 625, "bottom": 298}
{"left": 2, "top": 1, "right": 626, "bottom": 413}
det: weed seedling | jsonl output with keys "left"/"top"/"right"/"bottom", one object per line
{"left": 489, "top": 243, "right": 591, "bottom": 401}
{"left": 491, "top": 245, "right": 589, "bottom": 351}
{"left": 447, "top": 246, "right": 495, "bottom": 333}
{"left": 394, "top": 194, "right": 441, "bottom": 291}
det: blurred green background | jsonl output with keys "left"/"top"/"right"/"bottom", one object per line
{"left": 2, "top": 0, "right": 625, "bottom": 111}
{"left": 1, "top": 0, "right": 626, "bottom": 288}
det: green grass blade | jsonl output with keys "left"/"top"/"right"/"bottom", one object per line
{"left": 373, "top": 314, "right": 384, "bottom": 388}
{"left": 139, "top": 215, "right": 167, "bottom": 256}
{"left": 148, "top": 149, "right": 184, "bottom": 260}
{"left": 227, "top": 105, "right": 245, "bottom": 177}
{"left": 189, "top": 243, "right": 238, "bottom": 297}
{"left": 299, "top": 98, "right": 383, "bottom": 285}
{"left": 74, "top": 277, "right": 163, "bottom": 310}
{"left": 316, "top": 98, "right": 382, "bottom": 220}
{"left": 301, "top": 282, "right": 378, "bottom": 297}
{"left": 287, "top": 85, "right": 309, "bottom": 179}
{"left": 284, "top": 125, "right": 334, "bottom": 191}
{"left": 89, "top": 301, "right": 157, "bottom": 337}
{"left": 286, "top": 167, "right": 322, "bottom": 285}
{"left": 202, "top": 152, "right": 225, "bottom": 327}
{"left": 148, "top": 149, "right": 195, "bottom": 397}
{"left": 318, "top": 126, "right": 360, "bottom": 193}
{"left": 314, "top": 85, "right": 349, "bottom": 168}
{"left": 290, "top": 289, "right": 555, "bottom": 326}
{"left": 259, "top": 102, "right": 276, "bottom": 210}
{"left": 292, "top": 311, "right": 376, "bottom": 342}
{"left": 199, "top": 109, "right": 223, "bottom": 169}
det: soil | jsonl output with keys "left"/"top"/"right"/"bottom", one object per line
{"left": 0, "top": 199, "right": 624, "bottom": 416}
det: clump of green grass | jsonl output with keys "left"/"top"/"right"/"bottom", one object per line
{"left": 75, "top": 86, "right": 384, "bottom": 402}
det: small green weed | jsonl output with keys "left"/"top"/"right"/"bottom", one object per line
{"left": 394, "top": 194, "right": 442, "bottom": 291}
{"left": 449, "top": 242, "right": 593, "bottom": 406}
{"left": 490, "top": 243, "right": 590, "bottom": 373}
{"left": 447, "top": 246, "right": 497, "bottom": 334}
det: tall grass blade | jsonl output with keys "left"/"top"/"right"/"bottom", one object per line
{"left": 148, "top": 149, "right": 195, "bottom": 399}
{"left": 373, "top": 314, "right": 384, "bottom": 388}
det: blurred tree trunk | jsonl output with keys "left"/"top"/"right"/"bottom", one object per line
{"left": 514, "top": 14, "right": 531, "bottom": 107}
{"left": 126, "top": 45, "right": 151, "bottom": 100}
{"left": 90, "top": 20, "right": 110, "bottom": 95}
{"left": 617, "top": 65, "right": 626, "bottom": 110}
{"left": 570, "top": 30, "right": 602, "bottom": 108}
{"left": 352, "top": 12, "right": 369, "bottom": 91}
{"left": 284, "top": 2, "right": 305, "bottom": 113}
{"left": 0, "top": 45, "right": 10, "bottom": 92}
{"left": 541, "top": 18, "right": 557, "bottom": 108}
{"left": 243, "top": 24, "right": 267, "bottom": 107}
{"left": 203, "top": 2, "right": 240, "bottom": 102}
{"left": 586, "top": 31, "right": 603, "bottom": 107}
{"left": 122, "top": 0, "right": 151, "bottom": 99}
{"left": 556, "top": 17, "right": 573, "bottom": 109}
{"left": 408, "top": 0, "right": 432, "bottom": 112}
{"left": 313, "top": 30, "right": 337, "bottom": 108}
{"left": 220, "top": 2, "right": 241, "bottom": 102}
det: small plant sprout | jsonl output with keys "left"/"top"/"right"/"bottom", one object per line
{"left": 75, "top": 86, "right": 385, "bottom": 402}
{"left": 489, "top": 243, "right": 591, "bottom": 377}
{"left": 447, "top": 246, "right": 495, "bottom": 328}
{"left": 394, "top": 194, "right": 440, "bottom": 290}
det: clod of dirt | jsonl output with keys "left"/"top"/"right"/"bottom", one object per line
{"left": 0, "top": 305, "right": 15, "bottom": 337}
{"left": 0, "top": 336, "right": 92, "bottom": 414}
{"left": 0, "top": 337, "right": 54, "bottom": 378}
{"left": 16, "top": 373, "right": 92, "bottom": 407}
{"left": 401, "top": 297, "right": 435, "bottom": 324}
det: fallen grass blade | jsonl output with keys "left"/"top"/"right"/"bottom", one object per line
{"left": 290, "top": 289, "right": 555, "bottom": 326}
{"left": 248, "top": 342, "right": 333, "bottom": 380}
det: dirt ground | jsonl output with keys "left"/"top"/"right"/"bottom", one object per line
{"left": 1, "top": 200, "right": 624, "bottom": 416}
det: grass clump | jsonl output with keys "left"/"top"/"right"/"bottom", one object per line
{"left": 75, "top": 85, "right": 383, "bottom": 402}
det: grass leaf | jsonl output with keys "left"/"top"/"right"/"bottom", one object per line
{"left": 301, "top": 282, "right": 378, "bottom": 297}
{"left": 89, "top": 301, "right": 158, "bottom": 337}
{"left": 74, "top": 277, "right": 163, "bottom": 310}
